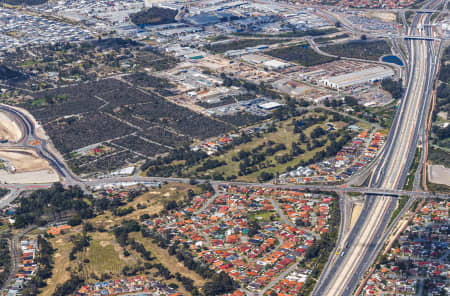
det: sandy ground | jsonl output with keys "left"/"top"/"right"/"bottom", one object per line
{"left": 350, "top": 202, "right": 363, "bottom": 229}
{"left": 0, "top": 111, "right": 23, "bottom": 143}
{"left": 0, "top": 147, "right": 59, "bottom": 183}
{"left": 428, "top": 164, "right": 450, "bottom": 186}
{"left": 366, "top": 11, "right": 397, "bottom": 22}
{"left": 0, "top": 148, "right": 54, "bottom": 172}
{"left": 8, "top": 105, "right": 49, "bottom": 140}
{"left": 0, "top": 106, "right": 63, "bottom": 183}
{"left": 0, "top": 170, "right": 58, "bottom": 183}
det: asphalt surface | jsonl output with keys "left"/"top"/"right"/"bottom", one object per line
{"left": 312, "top": 1, "right": 444, "bottom": 294}
{"left": 0, "top": 104, "right": 79, "bottom": 183}
{"left": 0, "top": 4, "right": 447, "bottom": 294}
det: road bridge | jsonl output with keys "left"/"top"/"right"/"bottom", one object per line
{"left": 313, "top": 0, "right": 445, "bottom": 294}
{"left": 405, "top": 35, "right": 439, "bottom": 41}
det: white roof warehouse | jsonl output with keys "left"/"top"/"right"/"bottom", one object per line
{"left": 320, "top": 66, "right": 395, "bottom": 90}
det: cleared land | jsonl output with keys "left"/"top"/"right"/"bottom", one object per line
{"left": 0, "top": 148, "right": 53, "bottom": 172}
{"left": 0, "top": 111, "right": 23, "bottom": 142}
{"left": 0, "top": 147, "right": 59, "bottom": 183}
{"left": 314, "top": 33, "right": 350, "bottom": 44}
{"left": 366, "top": 11, "right": 397, "bottom": 22}
{"left": 206, "top": 38, "right": 291, "bottom": 53}
{"left": 428, "top": 164, "right": 450, "bottom": 186}
{"left": 350, "top": 202, "right": 363, "bottom": 229}
{"left": 0, "top": 169, "right": 58, "bottom": 183}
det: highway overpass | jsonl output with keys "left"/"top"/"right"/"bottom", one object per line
{"left": 313, "top": 0, "right": 444, "bottom": 295}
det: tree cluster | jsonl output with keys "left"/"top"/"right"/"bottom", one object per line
{"left": 14, "top": 183, "right": 92, "bottom": 228}
{"left": 323, "top": 40, "right": 391, "bottom": 61}
{"left": 113, "top": 219, "right": 141, "bottom": 247}
{"left": 0, "top": 239, "right": 11, "bottom": 287}
{"left": 381, "top": 78, "right": 403, "bottom": 99}
{"left": 51, "top": 275, "right": 84, "bottom": 296}
{"left": 266, "top": 44, "right": 337, "bottom": 67}
{"left": 202, "top": 272, "right": 236, "bottom": 296}
{"left": 301, "top": 193, "right": 340, "bottom": 294}
{"left": 130, "top": 7, "right": 177, "bottom": 26}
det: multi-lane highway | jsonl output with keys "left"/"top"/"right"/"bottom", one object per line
{"left": 0, "top": 3, "right": 447, "bottom": 295}
{"left": 313, "top": 1, "right": 443, "bottom": 295}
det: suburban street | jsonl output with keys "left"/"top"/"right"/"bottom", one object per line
{"left": 0, "top": 1, "right": 448, "bottom": 294}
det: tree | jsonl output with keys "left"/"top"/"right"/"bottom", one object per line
{"left": 344, "top": 96, "right": 358, "bottom": 106}
{"left": 311, "top": 126, "right": 326, "bottom": 139}
{"left": 203, "top": 272, "right": 235, "bottom": 295}
{"left": 381, "top": 78, "right": 403, "bottom": 99}
{"left": 130, "top": 7, "right": 177, "bottom": 26}
{"left": 68, "top": 214, "right": 82, "bottom": 226}
{"left": 258, "top": 171, "right": 274, "bottom": 182}
{"left": 82, "top": 222, "right": 94, "bottom": 233}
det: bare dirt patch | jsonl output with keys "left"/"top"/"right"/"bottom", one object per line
{"left": 100, "top": 240, "right": 111, "bottom": 247}
{"left": 366, "top": 11, "right": 397, "bottom": 22}
{"left": 0, "top": 148, "right": 54, "bottom": 172}
{"left": 0, "top": 111, "right": 23, "bottom": 143}
{"left": 0, "top": 170, "right": 58, "bottom": 183}
{"left": 0, "top": 147, "right": 58, "bottom": 183}
{"left": 428, "top": 164, "right": 450, "bottom": 186}
{"left": 350, "top": 202, "right": 363, "bottom": 229}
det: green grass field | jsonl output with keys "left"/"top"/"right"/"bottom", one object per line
{"left": 83, "top": 238, "right": 128, "bottom": 277}
{"left": 248, "top": 210, "right": 279, "bottom": 222}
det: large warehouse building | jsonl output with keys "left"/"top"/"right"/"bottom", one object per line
{"left": 320, "top": 66, "right": 395, "bottom": 89}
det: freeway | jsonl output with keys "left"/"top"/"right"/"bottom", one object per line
{"left": 0, "top": 8, "right": 446, "bottom": 296}
{"left": 313, "top": 0, "right": 443, "bottom": 295}
{"left": 0, "top": 4, "right": 445, "bottom": 296}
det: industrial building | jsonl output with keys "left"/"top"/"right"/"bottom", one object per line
{"left": 259, "top": 101, "right": 282, "bottom": 110}
{"left": 263, "top": 59, "right": 291, "bottom": 70}
{"left": 320, "top": 66, "right": 394, "bottom": 89}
